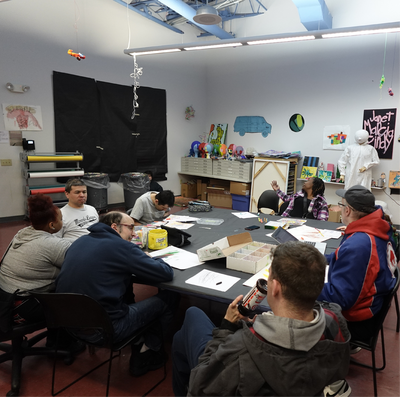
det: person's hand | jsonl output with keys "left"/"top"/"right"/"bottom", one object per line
{"left": 359, "top": 166, "right": 366, "bottom": 173}
{"left": 224, "top": 295, "right": 248, "bottom": 324}
{"left": 336, "top": 225, "right": 346, "bottom": 231}
{"left": 271, "top": 180, "right": 279, "bottom": 191}
{"left": 339, "top": 175, "right": 345, "bottom": 182}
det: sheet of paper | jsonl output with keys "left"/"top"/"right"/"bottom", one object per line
{"left": 164, "top": 221, "right": 195, "bottom": 230}
{"left": 232, "top": 212, "right": 258, "bottom": 219}
{"left": 165, "top": 214, "right": 199, "bottom": 223}
{"left": 278, "top": 218, "right": 307, "bottom": 226}
{"left": 286, "top": 225, "right": 329, "bottom": 242}
{"left": 149, "top": 246, "right": 203, "bottom": 270}
{"left": 185, "top": 269, "right": 240, "bottom": 292}
{"left": 0, "top": 130, "right": 10, "bottom": 144}
{"left": 319, "top": 229, "right": 342, "bottom": 239}
{"left": 243, "top": 265, "right": 271, "bottom": 287}
{"left": 264, "top": 221, "right": 281, "bottom": 228}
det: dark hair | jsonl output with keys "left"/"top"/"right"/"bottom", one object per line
{"left": 144, "top": 170, "right": 153, "bottom": 178}
{"left": 312, "top": 177, "right": 325, "bottom": 197}
{"left": 28, "top": 194, "right": 59, "bottom": 230}
{"left": 270, "top": 241, "right": 326, "bottom": 311}
{"left": 99, "top": 211, "right": 124, "bottom": 226}
{"left": 65, "top": 178, "right": 86, "bottom": 193}
{"left": 155, "top": 190, "right": 175, "bottom": 207}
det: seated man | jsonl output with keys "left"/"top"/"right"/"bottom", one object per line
{"left": 318, "top": 185, "right": 397, "bottom": 340}
{"left": 56, "top": 211, "right": 179, "bottom": 376}
{"left": 144, "top": 170, "right": 163, "bottom": 192}
{"left": 131, "top": 190, "right": 174, "bottom": 225}
{"left": 58, "top": 178, "right": 99, "bottom": 241}
{"left": 172, "top": 242, "right": 351, "bottom": 397}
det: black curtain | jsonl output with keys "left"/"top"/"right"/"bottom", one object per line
{"left": 53, "top": 71, "right": 168, "bottom": 182}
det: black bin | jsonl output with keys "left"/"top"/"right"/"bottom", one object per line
{"left": 118, "top": 172, "right": 150, "bottom": 211}
{"left": 82, "top": 173, "right": 110, "bottom": 211}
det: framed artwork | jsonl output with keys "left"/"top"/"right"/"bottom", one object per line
{"left": 318, "top": 170, "right": 333, "bottom": 182}
{"left": 388, "top": 171, "right": 400, "bottom": 189}
{"left": 208, "top": 123, "right": 227, "bottom": 146}
{"left": 301, "top": 166, "right": 318, "bottom": 179}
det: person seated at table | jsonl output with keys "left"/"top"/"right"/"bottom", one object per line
{"left": 271, "top": 177, "right": 328, "bottom": 221}
{"left": 130, "top": 190, "right": 175, "bottom": 225}
{"left": 0, "top": 194, "right": 71, "bottom": 325}
{"left": 144, "top": 170, "right": 163, "bottom": 192}
{"left": 58, "top": 178, "right": 99, "bottom": 241}
{"left": 172, "top": 242, "right": 351, "bottom": 397}
{"left": 55, "top": 211, "right": 180, "bottom": 376}
{"left": 318, "top": 185, "right": 397, "bottom": 341}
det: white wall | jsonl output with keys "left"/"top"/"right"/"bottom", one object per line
{"left": 0, "top": 0, "right": 399, "bottom": 223}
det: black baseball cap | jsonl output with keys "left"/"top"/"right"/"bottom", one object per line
{"left": 336, "top": 185, "right": 375, "bottom": 212}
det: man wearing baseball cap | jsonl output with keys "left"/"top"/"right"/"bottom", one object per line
{"left": 318, "top": 185, "right": 397, "bottom": 340}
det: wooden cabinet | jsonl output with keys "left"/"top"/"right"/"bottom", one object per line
{"left": 249, "top": 157, "right": 298, "bottom": 213}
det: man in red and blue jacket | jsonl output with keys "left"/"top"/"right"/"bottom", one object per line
{"left": 318, "top": 185, "right": 397, "bottom": 338}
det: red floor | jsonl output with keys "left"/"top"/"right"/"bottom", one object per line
{"left": 1, "top": 215, "right": 399, "bottom": 396}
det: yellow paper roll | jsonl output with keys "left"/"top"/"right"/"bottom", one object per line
{"left": 27, "top": 155, "right": 83, "bottom": 162}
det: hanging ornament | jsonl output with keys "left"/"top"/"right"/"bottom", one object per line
{"left": 130, "top": 55, "right": 143, "bottom": 119}
{"left": 185, "top": 106, "right": 195, "bottom": 120}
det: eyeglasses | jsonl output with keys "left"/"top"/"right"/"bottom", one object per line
{"left": 337, "top": 202, "right": 347, "bottom": 208}
{"left": 118, "top": 223, "right": 135, "bottom": 231}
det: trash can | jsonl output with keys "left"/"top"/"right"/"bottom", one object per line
{"left": 82, "top": 173, "right": 110, "bottom": 211}
{"left": 118, "top": 172, "right": 150, "bottom": 211}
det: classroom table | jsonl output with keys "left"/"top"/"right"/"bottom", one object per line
{"left": 155, "top": 208, "right": 344, "bottom": 304}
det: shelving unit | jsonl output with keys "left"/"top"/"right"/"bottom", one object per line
{"left": 297, "top": 178, "right": 385, "bottom": 190}
{"left": 20, "top": 151, "right": 84, "bottom": 216}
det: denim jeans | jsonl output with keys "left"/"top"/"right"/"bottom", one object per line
{"left": 112, "top": 289, "right": 179, "bottom": 350}
{"left": 172, "top": 307, "right": 215, "bottom": 396}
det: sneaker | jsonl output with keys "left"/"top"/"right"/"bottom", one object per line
{"left": 324, "top": 380, "right": 352, "bottom": 397}
{"left": 129, "top": 348, "right": 165, "bottom": 377}
{"left": 349, "top": 344, "right": 362, "bottom": 354}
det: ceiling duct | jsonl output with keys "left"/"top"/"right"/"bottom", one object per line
{"left": 292, "top": 0, "right": 332, "bottom": 31}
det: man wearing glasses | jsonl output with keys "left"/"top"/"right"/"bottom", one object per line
{"left": 56, "top": 211, "right": 179, "bottom": 377}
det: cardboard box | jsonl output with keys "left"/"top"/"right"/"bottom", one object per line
{"left": 197, "top": 232, "right": 273, "bottom": 274}
{"left": 328, "top": 204, "right": 342, "bottom": 223}
{"left": 197, "top": 180, "right": 208, "bottom": 201}
{"left": 181, "top": 182, "right": 197, "bottom": 198}
{"left": 209, "top": 179, "right": 230, "bottom": 189}
{"left": 230, "top": 182, "right": 251, "bottom": 196}
{"left": 207, "top": 192, "right": 232, "bottom": 208}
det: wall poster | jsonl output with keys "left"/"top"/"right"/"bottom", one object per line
{"left": 363, "top": 108, "right": 396, "bottom": 159}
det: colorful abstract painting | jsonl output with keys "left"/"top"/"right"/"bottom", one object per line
{"left": 208, "top": 123, "right": 227, "bottom": 146}
{"left": 2, "top": 104, "right": 43, "bottom": 131}
{"left": 323, "top": 125, "right": 350, "bottom": 150}
{"left": 389, "top": 171, "right": 400, "bottom": 189}
{"left": 318, "top": 170, "right": 333, "bottom": 182}
{"left": 301, "top": 166, "right": 318, "bottom": 179}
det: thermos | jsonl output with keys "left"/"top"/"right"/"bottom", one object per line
{"left": 238, "top": 278, "right": 268, "bottom": 316}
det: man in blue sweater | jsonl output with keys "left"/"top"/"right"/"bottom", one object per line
{"left": 56, "top": 211, "right": 179, "bottom": 376}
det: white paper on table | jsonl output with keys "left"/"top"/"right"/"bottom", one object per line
{"left": 286, "top": 225, "right": 329, "bottom": 242}
{"left": 165, "top": 215, "right": 199, "bottom": 223}
{"left": 231, "top": 212, "right": 258, "bottom": 219}
{"left": 164, "top": 221, "right": 195, "bottom": 230}
{"left": 149, "top": 246, "right": 203, "bottom": 270}
{"left": 319, "top": 229, "right": 342, "bottom": 239}
{"left": 265, "top": 221, "right": 281, "bottom": 228}
{"left": 185, "top": 269, "right": 240, "bottom": 292}
{"left": 243, "top": 265, "right": 271, "bottom": 287}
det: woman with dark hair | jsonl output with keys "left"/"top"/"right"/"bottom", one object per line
{"left": 271, "top": 177, "right": 329, "bottom": 221}
{"left": 0, "top": 194, "right": 71, "bottom": 324}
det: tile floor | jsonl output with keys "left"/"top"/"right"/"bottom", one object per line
{"left": 0, "top": 211, "right": 399, "bottom": 396}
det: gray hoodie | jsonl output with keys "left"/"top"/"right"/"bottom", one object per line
{"left": 188, "top": 303, "right": 350, "bottom": 396}
{"left": 0, "top": 226, "right": 71, "bottom": 294}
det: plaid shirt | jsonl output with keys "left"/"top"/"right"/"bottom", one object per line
{"left": 276, "top": 189, "right": 329, "bottom": 221}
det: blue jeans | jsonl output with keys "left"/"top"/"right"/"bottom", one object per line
{"left": 172, "top": 307, "right": 215, "bottom": 396}
{"left": 112, "top": 289, "right": 180, "bottom": 350}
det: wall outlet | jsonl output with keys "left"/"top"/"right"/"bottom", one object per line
{"left": 1, "top": 159, "right": 12, "bottom": 166}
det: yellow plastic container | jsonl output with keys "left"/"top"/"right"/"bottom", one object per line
{"left": 148, "top": 229, "right": 168, "bottom": 250}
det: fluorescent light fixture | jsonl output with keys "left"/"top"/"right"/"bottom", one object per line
{"left": 247, "top": 35, "right": 315, "bottom": 45}
{"left": 322, "top": 26, "right": 400, "bottom": 39}
{"left": 124, "top": 21, "right": 400, "bottom": 57}
{"left": 130, "top": 48, "right": 182, "bottom": 56}
{"left": 184, "top": 42, "right": 242, "bottom": 51}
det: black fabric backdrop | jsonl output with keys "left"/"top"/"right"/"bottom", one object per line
{"left": 53, "top": 71, "right": 167, "bottom": 182}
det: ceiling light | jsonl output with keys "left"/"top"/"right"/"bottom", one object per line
{"left": 322, "top": 26, "right": 400, "bottom": 39}
{"left": 193, "top": 3, "right": 222, "bottom": 25}
{"left": 247, "top": 35, "right": 316, "bottom": 45}
{"left": 130, "top": 48, "right": 182, "bottom": 56}
{"left": 184, "top": 42, "right": 242, "bottom": 51}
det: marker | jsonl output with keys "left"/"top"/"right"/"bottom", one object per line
{"left": 199, "top": 226, "right": 211, "bottom": 229}
{"left": 216, "top": 281, "right": 222, "bottom": 285}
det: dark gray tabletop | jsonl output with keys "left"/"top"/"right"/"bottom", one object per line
{"left": 154, "top": 208, "right": 343, "bottom": 304}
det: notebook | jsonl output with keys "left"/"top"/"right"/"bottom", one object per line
{"left": 271, "top": 226, "right": 327, "bottom": 255}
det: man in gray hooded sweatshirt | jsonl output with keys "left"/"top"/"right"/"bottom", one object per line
{"left": 172, "top": 241, "right": 351, "bottom": 397}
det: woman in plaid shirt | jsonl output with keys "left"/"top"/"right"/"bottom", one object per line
{"left": 271, "top": 177, "right": 329, "bottom": 221}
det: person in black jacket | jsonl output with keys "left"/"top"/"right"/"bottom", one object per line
{"left": 144, "top": 170, "right": 163, "bottom": 192}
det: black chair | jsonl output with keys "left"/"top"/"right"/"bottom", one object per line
{"left": 0, "top": 312, "right": 72, "bottom": 396}
{"left": 257, "top": 190, "right": 279, "bottom": 214}
{"left": 349, "top": 267, "right": 400, "bottom": 397}
{"left": 31, "top": 292, "right": 166, "bottom": 397}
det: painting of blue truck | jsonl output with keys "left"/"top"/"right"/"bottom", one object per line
{"left": 233, "top": 116, "right": 272, "bottom": 138}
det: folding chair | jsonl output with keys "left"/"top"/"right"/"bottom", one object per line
{"left": 349, "top": 267, "right": 400, "bottom": 397}
{"left": 31, "top": 292, "right": 166, "bottom": 397}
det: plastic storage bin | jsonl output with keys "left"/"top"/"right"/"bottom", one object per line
{"left": 82, "top": 173, "right": 110, "bottom": 211}
{"left": 232, "top": 194, "right": 250, "bottom": 211}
